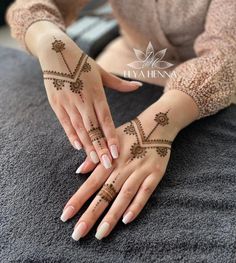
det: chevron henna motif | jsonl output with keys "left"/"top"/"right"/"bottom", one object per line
{"left": 43, "top": 38, "right": 91, "bottom": 102}
{"left": 124, "top": 111, "right": 172, "bottom": 160}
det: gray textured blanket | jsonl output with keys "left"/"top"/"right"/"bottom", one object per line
{"left": 0, "top": 46, "right": 236, "bottom": 263}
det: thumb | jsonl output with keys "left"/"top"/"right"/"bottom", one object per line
{"left": 99, "top": 66, "right": 143, "bottom": 92}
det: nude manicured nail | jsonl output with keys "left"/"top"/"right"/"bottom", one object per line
{"left": 110, "top": 144, "right": 118, "bottom": 159}
{"left": 74, "top": 140, "right": 82, "bottom": 151}
{"left": 95, "top": 222, "right": 110, "bottom": 240}
{"left": 102, "top": 154, "right": 112, "bottom": 169}
{"left": 72, "top": 222, "right": 87, "bottom": 241}
{"left": 130, "top": 81, "right": 143, "bottom": 87}
{"left": 60, "top": 206, "right": 75, "bottom": 222}
{"left": 90, "top": 151, "right": 99, "bottom": 164}
{"left": 76, "top": 162, "right": 85, "bottom": 174}
{"left": 122, "top": 211, "right": 134, "bottom": 224}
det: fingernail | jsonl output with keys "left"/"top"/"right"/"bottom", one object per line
{"left": 122, "top": 211, "right": 134, "bottom": 224}
{"left": 72, "top": 222, "right": 87, "bottom": 241}
{"left": 110, "top": 144, "right": 118, "bottom": 159}
{"left": 76, "top": 162, "right": 85, "bottom": 174}
{"left": 90, "top": 151, "right": 99, "bottom": 164}
{"left": 74, "top": 140, "right": 82, "bottom": 151}
{"left": 95, "top": 222, "right": 110, "bottom": 240}
{"left": 130, "top": 81, "right": 143, "bottom": 87}
{"left": 102, "top": 154, "right": 112, "bottom": 169}
{"left": 60, "top": 206, "right": 75, "bottom": 222}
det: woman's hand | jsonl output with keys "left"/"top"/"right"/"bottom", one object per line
{"left": 60, "top": 90, "right": 199, "bottom": 240}
{"left": 25, "top": 21, "right": 142, "bottom": 169}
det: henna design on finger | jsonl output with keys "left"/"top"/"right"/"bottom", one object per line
{"left": 92, "top": 174, "right": 119, "bottom": 213}
{"left": 124, "top": 111, "right": 172, "bottom": 160}
{"left": 43, "top": 37, "right": 91, "bottom": 102}
{"left": 88, "top": 119, "right": 104, "bottom": 149}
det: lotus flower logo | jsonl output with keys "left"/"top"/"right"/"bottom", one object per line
{"left": 127, "top": 42, "right": 174, "bottom": 70}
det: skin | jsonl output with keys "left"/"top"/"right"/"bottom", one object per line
{"left": 25, "top": 21, "right": 142, "bottom": 169}
{"left": 25, "top": 21, "right": 199, "bottom": 240}
{"left": 62, "top": 90, "right": 199, "bottom": 240}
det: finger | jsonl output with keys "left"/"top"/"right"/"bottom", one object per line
{"left": 52, "top": 106, "right": 83, "bottom": 150}
{"left": 79, "top": 104, "right": 113, "bottom": 169}
{"left": 94, "top": 169, "right": 149, "bottom": 239}
{"left": 99, "top": 66, "right": 143, "bottom": 92}
{"left": 71, "top": 167, "right": 133, "bottom": 241}
{"left": 122, "top": 173, "right": 162, "bottom": 224}
{"left": 93, "top": 98, "right": 119, "bottom": 160}
{"left": 75, "top": 157, "right": 96, "bottom": 174}
{"left": 65, "top": 104, "right": 99, "bottom": 165}
{"left": 60, "top": 164, "right": 112, "bottom": 222}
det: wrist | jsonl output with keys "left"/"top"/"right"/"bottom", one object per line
{"left": 138, "top": 90, "right": 199, "bottom": 140}
{"left": 25, "top": 21, "right": 67, "bottom": 57}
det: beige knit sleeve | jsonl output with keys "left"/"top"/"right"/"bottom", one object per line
{"left": 6, "top": 0, "right": 89, "bottom": 49}
{"left": 164, "top": 0, "right": 236, "bottom": 119}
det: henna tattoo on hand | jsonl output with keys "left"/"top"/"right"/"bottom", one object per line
{"left": 43, "top": 37, "right": 91, "bottom": 102}
{"left": 92, "top": 174, "right": 119, "bottom": 212}
{"left": 88, "top": 119, "right": 104, "bottom": 149}
{"left": 124, "top": 111, "right": 172, "bottom": 160}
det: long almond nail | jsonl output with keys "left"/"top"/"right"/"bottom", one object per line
{"left": 95, "top": 222, "right": 110, "bottom": 240}
{"left": 90, "top": 151, "right": 99, "bottom": 164}
{"left": 72, "top": 222, "right": 87, "bottom": 241}
{"left": 102, "top": 154, "right": 112, "bottom": 169}
{"left": 60, "top": 206, "right": 75, "bottom": 222}
{"left": 122, "top": 211, "right": 134, "bottom": 224}
{"left": 110, "top": 145, "right": 118, "bottom": 159}
{"left": 74, "top": 140, "right": 82, "bottom": 151}
{"left": 76, "top": 162, "right": 85, "bottom": 174}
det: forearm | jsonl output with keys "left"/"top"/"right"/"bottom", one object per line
{"left": 138, "top": 90, "right": 199, "bottom": 140}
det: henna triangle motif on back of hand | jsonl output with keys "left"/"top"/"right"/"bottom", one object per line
{"left": 124, "top": 111, "right": 172, "bottom": 160}
{"left": 42, "top": 37, "right": 92, "bottom": 102}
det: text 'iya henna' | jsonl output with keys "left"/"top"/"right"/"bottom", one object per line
{"left": 42, "top": 38, "right": 91, "bottom": 102}
{"left": 124, "top": 111, "right": 172, "bottom": 160}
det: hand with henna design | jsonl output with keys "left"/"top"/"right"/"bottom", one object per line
{"left": 59, "top": 90, "right": 199, "bottom": 240}
{"left": 25, "top": 21, "right": 142, "bottom": 169}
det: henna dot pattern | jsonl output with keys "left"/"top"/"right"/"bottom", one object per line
{"left": 51, "top": 39, "right": 65, "bottom": 53}
{"left": 52, "top": 79, "right": 64, "bottom": 90}
{"left": 70, "top": 79, "right": 83, "bottom": 94}
{"left": 43, "top": 37, "right": 91, "bottom": 101}
{"left": 88, "top": 120, "right": 104, "bottom": 149}
{"left": 92, "top": 174, "right": 119, "bottom": 212}
{"left": 124, "top": 111, "right": 172, "bottom": 160}
{"left": 154, "top": 111, "right": 169, "bottom": 126}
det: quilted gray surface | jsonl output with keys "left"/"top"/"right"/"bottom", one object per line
{"left": 0, "top": 46, "right": 236, "bottom": 263}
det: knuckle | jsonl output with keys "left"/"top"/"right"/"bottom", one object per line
{"left": 101, "top": 112, "right": 112, "bottom": 126}
{"left": 88, "top": 210, "right": 97, "bottom": 221}
{"left": 154, "top": 164, "right": 164, "bottom": 175}
{"left": 72, "top": 120, "right": 82, "bottom": 131}
{"left": 48, "top": 94, "right": 58, "bottom": 106}
{"left": 134, "top": 201, "right": 144, "bottom": 211}
{"left": 140, "top": 184, "right": 154, "bottom": 195}
{"left": 89, "top": 177, "right": 100, "bottom": 191}
{"left": 70, "top": 195, "right": 82, "bottom": 208}
{"left": 107, "top": 213, "right": 119, "bottom": 223}
{"left": 59, "top": 116, "right": 69, "bottom": 126}
{"left": 122, "top": 186, "right": 134, "bottom": 199}
{"left": 67, "top": 132, "right": 77, "bottom": 141}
